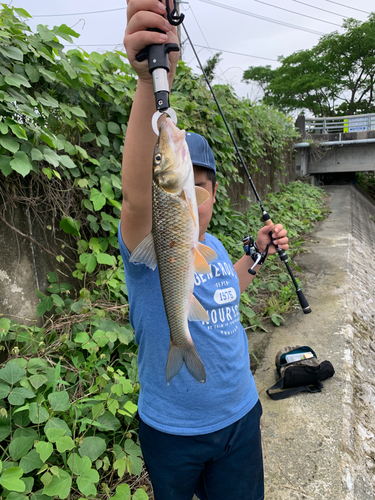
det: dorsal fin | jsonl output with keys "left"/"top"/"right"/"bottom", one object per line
{"left": 196, "top": 242, "right": 217, "bottom": 264}
{"left": 193, "top": 246, "right": 212, "bottom": 274}
{"left": 195, "top": 186, "right": 210, "bottom": 207}
{"left": 129, "top": 233, "right": 157, "bottom": 270}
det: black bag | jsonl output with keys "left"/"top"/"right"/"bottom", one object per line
{"left": 266, "top": 345, "right": 335, "bottom": 401}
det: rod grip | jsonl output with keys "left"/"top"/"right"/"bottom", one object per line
{"left": 266, "top": 215, "right": 311, "bottom": 314}
{"left": 296, "top": 289, "right": 312, "bottom": 314}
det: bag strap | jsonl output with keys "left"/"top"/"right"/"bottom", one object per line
{"left": 266, "top": 378, "right": 323, "bottom": 401}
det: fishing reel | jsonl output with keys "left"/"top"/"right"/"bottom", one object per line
{"left": 242, "top": 236, "right": 271, "bottom": 276}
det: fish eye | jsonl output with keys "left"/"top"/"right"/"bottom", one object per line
{"left": 154, "top": 153, "right": 162, "bottom": 165}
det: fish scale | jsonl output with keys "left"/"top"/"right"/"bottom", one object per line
{"left": 152, "top": 181, "right": 195, "bottom": 347}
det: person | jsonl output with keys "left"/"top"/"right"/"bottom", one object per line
{"left": 119, "top": 1, "right": 289, "bottom": 499}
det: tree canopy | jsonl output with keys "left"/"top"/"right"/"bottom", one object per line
{"left": 243, "top": 14, "right": 375, "bottom": 117}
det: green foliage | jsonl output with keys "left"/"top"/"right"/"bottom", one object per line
{"left": 0, "top": 292, "right": 146, "bottom": 499}
{"left": 0, "top": 3, "right": 133, "bottom": 270}
{"left": 242, "top": 65, "right": 274, "bottom": 94}
{"left": 201, "top": 52, "right": 222, "bottom": 83}
{"left": 356, "top": 171, "right": 375, "bottom": 200}
{"left": 233, "top": 181, "right": 328, "bottom": 328}
{"left": 243, "top": 14, "right": 375, "bottom": 116}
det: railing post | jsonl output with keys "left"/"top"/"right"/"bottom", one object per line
{"left": 295, "top": 115, "right": 306, "bottom": 138}
{"left": 323, "top": 118, "right": 327, "bottom": 134}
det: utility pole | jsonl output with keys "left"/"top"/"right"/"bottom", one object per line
{"left": 176, "top": 0, "right": 188, "bottom": 59}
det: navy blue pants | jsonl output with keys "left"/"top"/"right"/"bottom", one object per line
{"left": 138, "top": 399, "right": 264, "bottom": 500}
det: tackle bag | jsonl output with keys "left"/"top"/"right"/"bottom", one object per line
{"left": 266, "top": 345, "right": 335, "bottom": 401}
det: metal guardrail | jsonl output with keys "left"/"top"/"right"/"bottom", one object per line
{"left": 305, "top": 113, "right": 375, "bottom": 134}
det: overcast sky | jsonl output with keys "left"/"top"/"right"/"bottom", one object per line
{"left": 21, "top": 0, "right": 374, "bottom": 101}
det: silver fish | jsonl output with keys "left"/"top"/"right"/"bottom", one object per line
{"left": 130, "top": 119, "right": 217, "bottom": 383}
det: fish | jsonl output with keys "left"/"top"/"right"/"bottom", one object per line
{"left": 129, "top": 118, "right": 218, "bottom": 383}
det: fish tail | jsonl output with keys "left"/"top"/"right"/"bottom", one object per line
{"left": 166, "top": 341, "right": 206, "bottom": 384}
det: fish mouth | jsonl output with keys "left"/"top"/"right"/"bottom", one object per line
{"left": 160, "top": 118, "right": 186, "bottom": 157}
{"left": 154, "top": 118, "right": 190, "bottom": 193}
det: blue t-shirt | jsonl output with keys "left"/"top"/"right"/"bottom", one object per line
{"left": 118, "top": 224, "right": 258, "bottom": 435}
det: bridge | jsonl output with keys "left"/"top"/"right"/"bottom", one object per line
{"left": 294, "top": 114, "right": 375, "bottom": 180}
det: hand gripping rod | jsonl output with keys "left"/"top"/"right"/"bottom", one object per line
{"left": 182, "top": 24, "right": 311, "bottom": 314}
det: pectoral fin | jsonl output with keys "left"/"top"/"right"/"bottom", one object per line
{"left": 182, "top": 189, "right": 197, "bottom": 228}
{"left": 187, "top": 294, "right": 209, "bottom": 322}
{"left": 196, "top": 242, "right": 218, "bottom": 264}
{"left": 195, "top": 186, "right": 210, "bottom": 207}
{"left": 129, "top": 232, "right": 157, "bottom": 270}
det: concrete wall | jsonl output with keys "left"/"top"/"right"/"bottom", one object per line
{"left": 294, "top": 126, "right": 375, "bottom": 175}
{"left": 226, "top": 146, "right": 296, "bottom": 213}
{"left": 309, "top": 142, "right": 375, "bottom": 174}
{"left": 0, "top": 181, "right": 78, "bottom": 326}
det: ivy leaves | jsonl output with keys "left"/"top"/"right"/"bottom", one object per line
{"left": 0, "top": 349, "right": 142, "bottom": 498}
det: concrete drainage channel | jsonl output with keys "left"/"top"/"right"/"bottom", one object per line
{"left": 251, "top": 185, "right": 375, "bottom": 499}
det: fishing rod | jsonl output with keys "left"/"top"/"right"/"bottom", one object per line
{"left": 181, "top": 24, "right": 311, "bottom": 315}
{"left": 137, "top": 1, "right": 311, "bottom": 315}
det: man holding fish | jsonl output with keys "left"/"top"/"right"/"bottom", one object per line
{"left": 119, "top": 1, "right": 289, "bottom": 499}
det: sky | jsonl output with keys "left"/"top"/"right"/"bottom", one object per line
{"left": 20, "top": 0, "right": 374, "bottom": 101}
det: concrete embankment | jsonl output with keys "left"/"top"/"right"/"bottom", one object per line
{"left": 253, "top": 185, "right": 375, "bottom": 500}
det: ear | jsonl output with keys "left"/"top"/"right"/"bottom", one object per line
{"left": 213, "top": 181, "right": 218, "bottom": 204}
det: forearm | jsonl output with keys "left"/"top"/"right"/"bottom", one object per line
{"left": 121, "top": 81, "right": 156, "bottom": 251}
{"left": 234, "top": 254, "right": 263, "bottom": 293}
{"left": 121, "top": 1, "right": 179, "bottom": 251}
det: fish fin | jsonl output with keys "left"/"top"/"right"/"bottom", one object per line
{"left": 195, "top": 186, "right": 210, "bottom": 207}
{"left": 187, "top": 294, "right": 209, "bottom": 322}
{"left": 182, "top": 189, "right": 197, "bottom": 228}
{"left": 193, "top": 247, "right": 212, "bottom": 274}
{"left": 196, "top": 242, "right": 218, "bottom": 264}
{"left": 129, "top": 232, "right": 157, "bottom": 270}
{"left": 165, "top": 340, "right": 184, "bottom": 383}
{"left": 166, "top": 340, "right": 206, "bottom": 384}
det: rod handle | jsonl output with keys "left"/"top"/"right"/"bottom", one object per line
{"left": 265, "top": 216, "right": 312, "bottom": 314}
{"left": 297, "top": 288, "right": 312, "bottom": 314}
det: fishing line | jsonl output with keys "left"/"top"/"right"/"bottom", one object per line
{"left": 182, "top": 24, "right": 265, "bottom": 212}
{"left": 181, "top": 23, "right": 312, "bottom": 314}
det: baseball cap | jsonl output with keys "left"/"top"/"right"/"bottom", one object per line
{"left": 186, "top": 132, "right": 216, "bottom": 174}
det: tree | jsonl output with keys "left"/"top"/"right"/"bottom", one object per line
{"left": 242, "top": 65, "right": 274, "bottom": 94}
{"left": 242, "top": 14, "right": 375, "bottom": 117}
{"left": 202, "top": 51, "right": 222, "bottom": 82}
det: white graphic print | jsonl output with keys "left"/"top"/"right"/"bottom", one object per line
{"left": 194, "top": 262, "right": 236, "bottom": 286}
{"left": 213, "top": 287, "right": 237, "bottom": 304}
{"left": 194, "top": 260, "right": 240, "bottom": 336}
